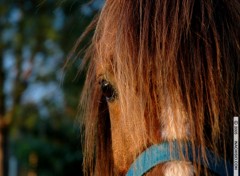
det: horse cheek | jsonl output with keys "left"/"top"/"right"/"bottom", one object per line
{"left": 108, "top": 102, "right": 131, "bottom": 173}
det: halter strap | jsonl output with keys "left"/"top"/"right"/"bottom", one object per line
{"left": 126, "top": 141, "right": 233, "bottom": 176}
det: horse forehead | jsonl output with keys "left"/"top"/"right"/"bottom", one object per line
{"left": 95, "top": 58, "right": 108, "bottom": 74}
{"left": 95, "top": 61, "right": 105, "bottom": 76}
{"left": 95, "top": 60, "right": 115, "bottom": 81}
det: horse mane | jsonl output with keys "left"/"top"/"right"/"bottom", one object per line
{"left": 79, "top": 0, "right": 240, "bottom": 175}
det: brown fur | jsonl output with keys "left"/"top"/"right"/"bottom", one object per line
{"left": 76, "top": 0, "right": 240, "bottom": 175}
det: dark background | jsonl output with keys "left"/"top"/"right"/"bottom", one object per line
{"left": 0, "top": 0, "right": 103, "bottom": 175}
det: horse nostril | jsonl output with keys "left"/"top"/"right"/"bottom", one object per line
{"left": 99, "top": 79, "right": 117, "bottom": 102}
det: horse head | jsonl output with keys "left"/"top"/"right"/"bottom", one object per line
{"left": 79, "top": 0, "right": 240, "bottom": 175}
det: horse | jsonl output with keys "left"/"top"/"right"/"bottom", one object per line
{"left": 77, "top": 0, "right": 240, "bottom": 175}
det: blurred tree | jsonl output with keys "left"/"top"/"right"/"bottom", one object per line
{"left": 0, "top": 0, "right": 103, "bottom": 175}
{"left": 0, "top": 47, "right": 8, "bottom": 176}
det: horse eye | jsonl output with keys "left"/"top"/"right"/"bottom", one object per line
{"left": 99, "top": 80, "right": 117, "bottom": 102}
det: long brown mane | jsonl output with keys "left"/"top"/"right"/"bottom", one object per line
{"left": 78, "top": 0, "right": 240, "bottom": 175}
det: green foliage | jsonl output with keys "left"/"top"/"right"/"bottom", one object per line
{"left": 0, "top": 0, "right": 100, "bottom": 175}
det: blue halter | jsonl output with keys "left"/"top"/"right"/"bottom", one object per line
{"left": 126, "top": 141, "right": 233, "bottom": 176}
